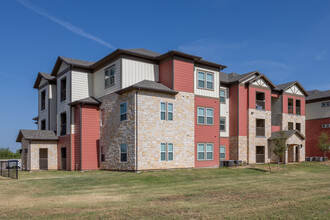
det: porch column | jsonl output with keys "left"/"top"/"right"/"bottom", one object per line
{"left": 284, "top": 144, "right": 289, "bottom": 164}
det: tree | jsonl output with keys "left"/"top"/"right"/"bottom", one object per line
{"left": 0, "top": 147, "right": 21, "bottom": 159}
{"left": 272, "top": 131, "right": 287, "bottom": 173}
{"left": 318, "top": 132, "right": 330, "bottom": 158}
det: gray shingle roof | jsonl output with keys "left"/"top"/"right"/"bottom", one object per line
{"left": 306, "top": 90, "right": 330, "bottom": 101}
{"left": 220, "top": 71, "right": 259, "bottom": 84}
{"left": 69, "top": 97, "right": 102, "bottom": 106}
{"left": 275, "top": 81, "right": 296, "bottom": 91}
{"left": 16, "top": 130, "right": 58, "bottom": 142}
{"left": 39, "top": 72, "right": 55, "bottom": 81}
{"left": 123, "top": 48, "right": 161, "bottom": 58}
{"left": 269, "top": 130, "right": 305, "bottom": 140}
{"left": 59, "top": 56, "right": 95, "bottom": 68}
{"left": 116, "top": 80, "right": 178, "bottom": 95}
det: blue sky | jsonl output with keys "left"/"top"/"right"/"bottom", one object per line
{"left": 1, "top": 0, "right": 330, "bottom": 151}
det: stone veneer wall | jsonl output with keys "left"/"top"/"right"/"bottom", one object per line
{"left": 282, "top": 113, "right": 306, "bottom": 162}
{"left": 137, "top": 91, "right": 195, "bottom": 170}
{"left": 29, "top": 140, "right": 58, "bottom": 170}
{"left": 248, "top": 109, "right": 272, "bottom": 164}
{"left": 99, "top": 90, "right": 136, "bottom": 171}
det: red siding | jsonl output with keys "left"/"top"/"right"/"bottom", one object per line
{"left": 195, "top": 96, "right": 220, "bottom": 168}
{"left": 159, "top": 58, "right": 173, "bottom": 89}
{"left": 220, "top": 137, "right": 230, "bottom": 160}
{"left": 271, "top": 126, "right": 281, "bottom": 133}
{"left": 283, "top": 94, "right": 305, "bottom": 116}
{"left": 173, "top": 57, "right": 194, "bottom": 93}
{"left": 306, "top": 118, "right": 330, "bottom": 157}
{"left": 239, "top": 85, "right": 248, "bottom": 136}
{"left": 248, "top": 86, "right": 271, "bottom": 111}
{"left": 229, "top": 85, "right": 238, "bottom": 137}
{"left": 73, "top": 106, "right": 81, "bottom": 170}
{"left": 57, "top": 134, "right": 71, "bottom": 171}
{"left": 81, "top": 105, "right": 100, "bottom": 170}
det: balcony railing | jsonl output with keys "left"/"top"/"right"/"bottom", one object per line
{"left": 256, "top": 100, "right": 265, "bottom": 110}
{"left": 60, "top": 124, "right": 66, "bottom": 136}
{"left": 288, "top": 106, "right": 294, "bottom": 114}
{"left": 296, "top": 107, "right": 301, "bottom": 115}
{"left": 256, "top": 127, "right": 265, "bottom": 137}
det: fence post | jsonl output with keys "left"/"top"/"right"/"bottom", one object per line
{"left": 7, "top": 161, "right": 10, "bottom": 178}
{"left": 16, "top": 161, "right": 18, "bottom": 179}
{"left": 0, "top": 161, "right": 2, "bottom": 176}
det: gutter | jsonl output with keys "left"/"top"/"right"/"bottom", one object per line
{"left": 135, "top": 89, "right": 139, "bottom": 172}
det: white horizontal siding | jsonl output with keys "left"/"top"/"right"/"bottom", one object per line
{"left": 57, "top": 71, "right": 71, "bottom": 135}
{"left": 122, "top": 58, "right": 159, "bottom": 88}
{"left": 220, "top": 86, "right": 229, "bottom": 137}
{"left": 71, "top": 70, "right": 93, "bottom": 102}
{"left": 306, "top": 100, "right": 330, "bottom": 120}
{"left": 93, "top": 59, "right": 121, "bottom": 98}
{"left": 194, "top": 67, "right": 219, "bottom": 98}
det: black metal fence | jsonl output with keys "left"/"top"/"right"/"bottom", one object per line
{"left": 0, "top": 160, "right": 19, "bottom": 179}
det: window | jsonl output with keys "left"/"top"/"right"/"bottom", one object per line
{"left": 198, "top": 71, "right": 205, "bottom": 88}
{"left": 288, "top": 98, "right": 294, "bottom": 114}
{"left": 296, "top": 99, "right": 301, "bottom": 115}
{"left": 60, "top": 77, "right": 66, "bottom": 102}
{"left": 322, "top": 124, "right": 330, "bottom": 128}
{"left": 206, "top": 73, "right": 214, "bottom": 89}
{"left": 160, "top": 102, "right": 166, "bottom": 120}
{"left": 288, "top": 122, "right": 294, "bottom": 130}
{"left": 220, "top": 89, "right": 226, "bottom": 103}
{"left": 256, "top": 92, "right": 265, "bottom": 110}
{"left": 322, "top": 102, "right": 330, "bottom": 107}
{"left": 60, "top": 112, "right": 67, "bottom": 136}
{"left": 41, "top": 90, "right": 46, "bottom": 111}
{"left": 105, "top": 65, "right": 115, "bottom": 88}
{"left": 197, "top": 143, "right": 213, "bottom": 160}
{"left": 161, "top": 143, "right": 173, "bottom": 161}
{"left": 256, "top": 119, "right": 265, "bottom": 137}
{"left": 100, "top": 146, "right": 105, "bottom": 162}
{"left": 41, "top": 120, "right": 46, "bottom": 130}
{"left": 220, "top": 117, "right": 226, "bottom": 131}
{"left": 167, "top": 103, "right": 173, "bottom": 121}
{"left": 296, "top": 123, "right": 301, "bottom": 132}
{"left": 120, "top": 102, "right": 127, "bottom": 121}
{"left": 197, "top": 71, "right": 214, "bottom": 90}
{"left": 120, "top": 144, "right": 127, "bottom": 162}
{"left": 220, "top": 146, "right": 226, "bottom": 160}
{"left": 198, "top": 107, "right": 213, "bottom": 125}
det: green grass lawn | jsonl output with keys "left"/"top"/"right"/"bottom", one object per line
{"left": 0, "top": 162, "right": 329, "bottom": 219}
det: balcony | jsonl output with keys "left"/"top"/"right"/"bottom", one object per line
{"left": 296, "top": 107, "right": 301, "bottom": 115}
{"left": 288, "top": 106, "right": 294, "bottom": 114}
{"left": 256, "top": 100, "right": 265, "bottom": 110}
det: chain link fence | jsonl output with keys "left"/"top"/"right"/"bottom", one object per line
{"left": 0, "top": 160, "right": 19, "bottom": 179}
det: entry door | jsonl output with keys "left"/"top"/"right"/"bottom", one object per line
{"left": 39, "top": 149, "right": 48, "bottom": 170}
{"left": 256, "top": 146, "right": 265, "bottom": 163}
{"left": 295, "top": 146, "right": 299, "bottom": 162}
{"left": 61, "top": 147, "right": 67, "bottom": 170}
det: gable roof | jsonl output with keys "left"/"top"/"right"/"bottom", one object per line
{"left": 16, "top": 129, "right": 58, "bottom": 142}
{"left": 274, "top": 81, "right": 308, "bottom": 96}
{"left": 123, "top": 48, "right": 161, "bottom": 58}
{"left": 246, "top": 74, "right": 276, "bottom": 89}
{"left": 269, "top": 130, "right": 305, "bottom": 140}
{"left": 69, "top": 97, "right": 102, "bottom": 106}
{"left": 51, "top": 56, "right": 95, "bottom": 76}
{"left": 306, "top": 90, "right": 330, "bottom": 102}
{"left": 116, "top": 80, "right": 178, "bottom": 95}
{"left": 220, "top": 71, "right": 261, "bottom": 85}
{"left": 33, "top": 72, "right": 55, "bottom": 89}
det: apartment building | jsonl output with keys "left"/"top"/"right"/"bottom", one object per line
{"left": 16, "top": 48, "right": 308, "bottom": 171}
{"left": 306, "top": 90, "right": 330, "bottom": 158}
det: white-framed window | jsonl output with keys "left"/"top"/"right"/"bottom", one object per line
{"left": 220, "top": 117, "right": 226, "bottom": 132}
{"left": 100, "top": 146, "right": 105, "bottom": 162}
{"left": 197, "top": 143, "right": 214, "bottom": 160}
{"left": 220, "top": 146, "right": 226, "bottom": 160}
{"left": 160, "top": 102, "right": 174, "bottom": 121}
{"left": 197, "top": 70, "right": 214, "bottom": 90}
{"left": 105, "top": 65, "right": 115, "bottom": 88}
{"left": 120, "top": 102, "right": 127, "bottom": 121}
{"left": 198, "top": 107, "right": 214, "bottom": 125}
{"left": 206, "top": 73, "right": 214, "bottom": 89}
{"left": 160, "top": 143, "right": 174, "bottom": 161}
{"left": 120, "top": 144, "right": 127, "bottom": 162}
{"left": 322, "top": 124, "right": 330, "bottom": 128}
{"left": 220, "top": 89, "right": 226, "bottom": 103}
{"left": 322, "top": 102, "right": 330, "bottom": 107}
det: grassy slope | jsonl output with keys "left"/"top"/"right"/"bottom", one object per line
{"left": 0, "top": 162, "right": 329, "bottom": 219}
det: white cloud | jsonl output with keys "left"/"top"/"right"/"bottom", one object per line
{"left": 16, "top": 0, "right": 116, "bottom": 50}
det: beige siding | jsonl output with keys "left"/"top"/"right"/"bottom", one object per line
{"left": 220, "top": 86, "right": 229, "bottom": 137}
{"left": 71, "top": 70, "right": 93, "bottom": 102}
{"left": 57, "top": 71, "right": 71, "bottom": 135}
{"left": 93, "top": 59, "right": 121, "bottom": 98}
{"left": 38, "top": 86, "right": 48, "bottom": 130}
{"left": 122, "top": 58, "right": 159, "bottom": 88}
{"left": 306, "top": 100, "right": 330, "bottom": 120}
{"left": 194, "top": 66, "right": 220, "bottom": 98}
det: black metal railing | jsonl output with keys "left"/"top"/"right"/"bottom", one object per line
{"left": 256, "top": 100, "right": 265, "bottom": 110}
{"left": 296, "top": 107, "right": 301, "bottom": 115}
{"left": 0, "top": 161, "right": 19, "bottom": 179}
{"left": 288, "top": 106, "right": 294, "bottom": 114}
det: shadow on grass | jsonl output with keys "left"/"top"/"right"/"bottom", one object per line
{"left": 247, "top": 167, "right": 269, "bottom": 173}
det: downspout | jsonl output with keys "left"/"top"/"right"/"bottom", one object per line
{"left": 237, "top": 84, "right": 240, "bottom": 161}
{"left": 48, "top": 85, "right": 50, "bottom": 130}
{"left": 135, "top": 89, "right": 139, "bottom": 172}
{"left": 69, "top": 65, "right": 73, "bottom": 171}
{"left": 79, "top": 104, "right": 82, "bottom": 171}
